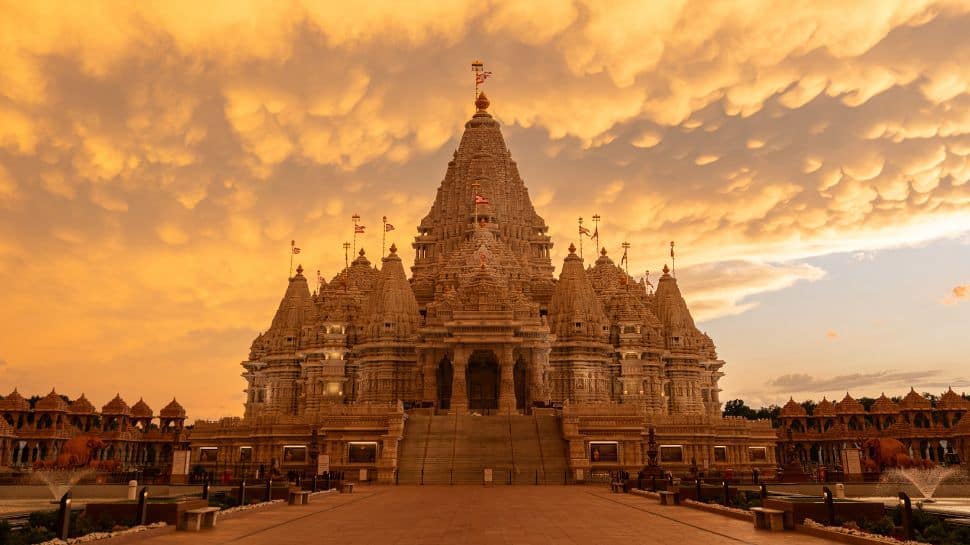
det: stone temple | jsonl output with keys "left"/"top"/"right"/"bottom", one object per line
{"left": 191, "top": 93, "right": 776, "bottom": 483}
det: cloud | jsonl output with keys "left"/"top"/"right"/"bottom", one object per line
{"left": 766, "top": 369, "right": 945, "bottom": 394}
{"left": 825, "top": 330, "right": 839, "bottom": 340}
{"left": 0, "top": 1, "right": 969, "bottom": 418}
{"left": 942, "top": 284, "right": 969, "bottom": 305}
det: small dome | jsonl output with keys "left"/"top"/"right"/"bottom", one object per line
{"left": 35, "top": 389, "right": 68, "bottom": 412}
{"left": 0, "top": 389, "right": 30, "bottom": 412}
{"left": 937, "top": 387, "right": 970, "bottom": 410}
{"left": 0, "top": 417, "right": 13, "bottom": 436}
{"left": 780, "top": 397, "right": 807, "bottom": 417}
{"left": 160, "top": 398, "right": 186, "bottom": 419}
{"left": 475, "top": 92, "right": 490, "bottom": 111}
{"left": 899, "top": 387, "right": 932, "bottom": 410}
{"left": 814, "top": 397, "right": 837, "bottom": 416}
{"left": 102, "top": 394, "right": 130, "bottom": 415}
{"left": 870, "top": 393, "right": 900, "bottom": 414}
{"left": 837, "top": 393, "right": 865, "bottom": 414}
{"left": 131, "top": 398, "right": 153, "bottom": 418}
{"left": 68, "top": 394, "right": 96, "bottom": 415}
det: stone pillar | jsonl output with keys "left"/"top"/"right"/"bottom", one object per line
{"left": 530, "top": 348, "right": 551, "bottom": 404}
{"left": 498, "top": 346, "right": 516, "bottom": 413}
{"left": 451, "top": 347, "right": 468, "bottom": 414}
{"left": 421, "top": 351, "right": 437, "bottom": 404}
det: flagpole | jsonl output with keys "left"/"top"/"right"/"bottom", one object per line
{"left": 471, "top": 181, "right": 480, "bottom": 227}
{"left": 592, "top": 214, "right": 601, "bottom": 253}
{"left": 472, "top": 60, "right": 483, "bottom": 101}
{"left": 352, "top": 213, "right": 360, "bottom": 255}
{"left": 578, "top": 217, "right": 584, "bottom": 259}
{"left": 670, "top": 241, "right": 676, "bottom": 278}
{"left": 621, "top": 241, "right": 630, "bottom": 276}
{"left": 290, "top": 240, "right": 295, "bottom": 277}
{"left": 382, "top": 216, "right": 387, "bottom": 257}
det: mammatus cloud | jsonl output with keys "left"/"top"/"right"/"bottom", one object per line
{"left": 0, "top": 2, "right": 969, "bottom": 418}
{"left": 942, "top": 284, "right": 968, "bottom": 305}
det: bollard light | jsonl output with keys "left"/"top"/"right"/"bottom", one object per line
{"left": 57, "top": 491, "right": 72, "bottom": 540}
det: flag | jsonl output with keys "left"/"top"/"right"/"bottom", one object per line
{"left": 475, "top": 71, "right": 493, "bottom": 85}
{"left": 355, "top": 225, "right": 366, "bottom": 234}
{"left": 670, "top": 241, "right": 675, "bottom": 258}
{"left": 579, "top": 226, "right": 592, "bottom": 237}
{"left": 592, "top": 226, "right": 599, "bottom": 239}
{"left": 385, "top": 223, "right": 395, "bottom": 232}
{"left": 292, "top": 247, "right": 301, "bottom": 254}
{"left": 474, "top": 194, "right": 490, "bottom": 205}
{"left": 620, "top": 251, "right": 628, "bottom": 265}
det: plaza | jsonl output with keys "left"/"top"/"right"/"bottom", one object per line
{"left": 110, "top": 486, "right": 847, "bottom": 545}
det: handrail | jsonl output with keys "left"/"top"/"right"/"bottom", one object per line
{"left": 534, "top": 413, "right": 547, "bottom": 483}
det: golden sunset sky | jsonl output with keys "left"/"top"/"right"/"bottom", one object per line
{"left": 0, "top": 1, "right": 968, "bottom": 419}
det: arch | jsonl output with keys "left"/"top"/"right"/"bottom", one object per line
{"left": 467, "top": 350, "right": 499, "bottom": 411}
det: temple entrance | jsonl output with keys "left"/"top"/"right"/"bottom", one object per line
{"left": 466, "top": 350, "right": 499, "bottom": 412}
{"left": 437, "top": 357, "right": 453, "bottom": 410}
{"left": 514, "top": 358, "right": 528, "bottom": 411}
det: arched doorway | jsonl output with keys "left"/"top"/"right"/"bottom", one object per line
{"left": 467, "top": 350, "right": 499, "bottom": 411}
{"left": 514, "top": 358, "right": 528, "bottom": 411}
{"left": 437, "top": 357, "right": 453, "bottom": 410}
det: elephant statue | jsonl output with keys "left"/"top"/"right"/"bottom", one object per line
{"left": 862, "top": 438, "right": 915, "bottom": 470}
{"left": 53, "top": 435, "right": 106, "bottom": 469}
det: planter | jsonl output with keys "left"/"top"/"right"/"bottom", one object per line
{"left": 84, "top": 498, "right": 209, "bottom": 526}
{"left": 763, "top": 497, "right": 885, "bottom": 526}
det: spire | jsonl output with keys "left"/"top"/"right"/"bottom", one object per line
{"left": 362, "top": 243, "right": 421, "bottom": 341}
{"left": 654, "top": 265, "right": 715, "bottom": 356}
{"left": 252, "top": 261, "right": 314, "bottom": 356}
{"left": 549, "top": 249, "right": 609, "bottom": 341}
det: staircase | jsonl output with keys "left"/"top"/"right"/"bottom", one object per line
{"left": 397, "top": 412, "right": 569, "bottom": 484}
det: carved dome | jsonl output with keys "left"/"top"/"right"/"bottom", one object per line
{"left": 102, "top": 394, "right": 130, "bottom": 416}
{"left": 68, "top": 394, "right": 96, "bottom": 415}
{"left": 899, "top": 388, "right": 932, "bottom": 410}
{"left": 0, "top": 389, "right": 29, "bottom": 412}
{"left": 870, "top": 393, "right": 900, "bottom": 414}
{"left": 938, "top": 387, "right": 970, "bottom": 410}
{"left": 131, "top": 398, "right": 153, "bottom": 418}
{"left": 780, "top": 397, "right": 807, "bottom": 417}
{"left": 35, "top": 389, "right": 68, "bottom": 412}
{"left": 160, "top": 398, "right": 186, "bottom": 419}
{"left": 814, "top": 397, "right": 837, "bottom": 417}
{"left": 836, "top": 393, "right": 865, "bottom": 414}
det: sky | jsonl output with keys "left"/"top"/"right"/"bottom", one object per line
{"left": 0, "top": 1, "right": 968, "bottom": 420}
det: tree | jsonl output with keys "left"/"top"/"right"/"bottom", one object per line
{"left": 723, "top": 399, "right": 757, "bottom": 419}
{"left": 800, "top": 400, "right": 816, "bottom": 416}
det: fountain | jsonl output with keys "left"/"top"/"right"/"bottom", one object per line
{"left": 32, "top": 468, "right": 96, "bottom": 500}
{"left": 881, "top": 467, "right": 963, "bottom": 500}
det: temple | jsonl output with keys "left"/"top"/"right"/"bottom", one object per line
{"left": 189, "top": 93, "right": 777, "bottom": 483}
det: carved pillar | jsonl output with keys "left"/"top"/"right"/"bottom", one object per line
{"left": 420, "top": 350, "right": 437, "bottom": 404}
{"left": 498, "top": 346, "right": 516, "bottom": 412}
{"left": 451, "top": 347, "right": 468, "bottom": 414}
{"left": 530, "top": 348, "right": 551, "bottom": 404}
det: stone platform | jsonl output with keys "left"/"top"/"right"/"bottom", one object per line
{"left": 110, "top": 486, "right": 849, "bottom": 545}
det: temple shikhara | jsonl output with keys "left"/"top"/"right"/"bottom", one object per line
{"left": 189, "top": 92, "right": 778, "bottom": 483}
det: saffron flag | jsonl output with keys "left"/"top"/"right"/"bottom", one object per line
{"left": 592, "top": 226, "right": 599, "bottom": 239}
{"left": 385, "top": 223, "right": 395, "bottom": 232}
{"left": 670, "top": 242, "right": 675, "bottom": 258}
{"left": 620, "top": 251, "right": 628, "bottom": 265}
{"left": 355, "top": 225, "right": 366, "bottom": 234}
{"left": 579, "top": 226, "right": 592, "bottom": 237}
{"left": 292, "top": 247, "right": 301, "bottom": 254}
{"left": 475, "top": 71, "right": 493, "bottom": 85}
{"left": 474, "top": 194, "right": 490, "bottom": 205}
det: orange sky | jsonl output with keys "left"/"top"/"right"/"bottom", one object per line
{"left": 0, "top": 1, "right": 968, "bottom": 419}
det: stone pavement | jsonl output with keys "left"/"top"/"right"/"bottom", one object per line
{"left": 113, "top": 486, "right": 848, "bottom": 545}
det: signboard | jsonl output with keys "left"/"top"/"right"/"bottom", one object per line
{"left": 172, "top": 450, "right": 191, "bottom": 475}
{"left": 316, "top": 454, "right": 330, "bottom": 476}
{"left": 348, "top": 442, "right": 378, "bottom": 463}
{"left": 483, "top": 468, "right": 493, "bottom": 483}
{"left": 199, "top": 447, "right": 218, "bottom": 462}
{"left": 239, "top": 446, "right": 252, "bottom": 463}
{"left": 589, "top": 441, "right": 619, "bottom": 463}
{"left": 574, "top": 468, "right": 584, "bottom": 481}
{"left": 659, "top": 445, "right": 684, "bottom": 463}
{"left": 282, "top": 445, "right": 307, "bottom": 464}
{"left": 359, "top": 468, "right": 368, "bottom": 482}
{"left": 842, "top": 447, "right": 863, "bottom": 475}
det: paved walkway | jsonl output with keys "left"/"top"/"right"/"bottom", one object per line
{"left": 114, "top": 486, "right": 847, "bottom": 545}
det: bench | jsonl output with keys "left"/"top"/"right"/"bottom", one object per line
{"left": 288, "top": 490, "right": 311, "bottom": 505}
{"left": 657, "top": 491, "right": 679, "bottom": 506}
{"left": 751, "top": 507, "right": 785, "bottom": 531}
{"left": 341, "top": 482, "right": 355, "bottom": 494}
{"left": 180, "top": 507, "right": 220, "bottom": 532}
{"left": 610, "top": 481, "right": 624, "bottom": 493}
